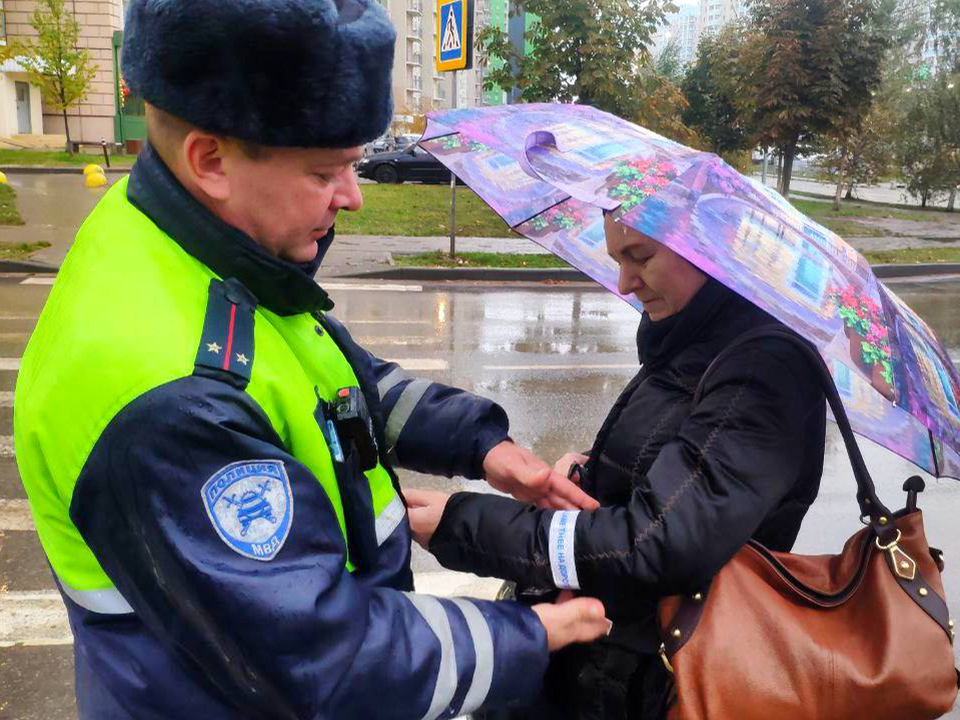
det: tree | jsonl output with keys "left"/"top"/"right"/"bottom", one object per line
{"left": 740, "top": 0, "right": 892, "bottom": 198}
{"left": 476, "top": 0, "right": 676, "bottom": 118}
{"left": 816, "top": 104, "right": 895, "bottom": 208}
{"left": 895, "top": 73, "right": 960, "bottom": 209}
{"left": 681, "top": 26, "right": 754, "bottom": 155}
{"left": 11, "top": 0, "right": 97, "bottom": 154}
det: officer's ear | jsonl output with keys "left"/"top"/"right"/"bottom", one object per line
{"left": 182, "top": 130, "right": 232, "bottom": 202}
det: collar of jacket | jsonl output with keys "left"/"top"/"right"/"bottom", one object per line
{"left": 636, "top": 277, "right": 739, "bottom": 370}
{"left": 127, "top": 143, "right": 334, "bottom": 316}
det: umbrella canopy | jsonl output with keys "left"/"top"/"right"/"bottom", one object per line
{"left": 421, "top": 103, "right": 960, "bottom": 481}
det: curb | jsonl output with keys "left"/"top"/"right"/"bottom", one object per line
{"left": 0, "top": 259, "right": 59, "bottom": 274}
{"left": 1, "top": 165, "right": 131, "bottom": 175}
{"left": 342, "top": 266, "right": 590, "bottom": 282}
{"left": 344, "top": 263, "right": 960, "bottom": 283}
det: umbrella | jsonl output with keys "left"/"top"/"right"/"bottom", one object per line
{"left": 420, "top": 103, "right": 960, "bottom": 481}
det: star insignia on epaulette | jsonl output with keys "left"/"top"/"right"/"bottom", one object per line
{"left": 207, "top": 342, "right": 222, "bottom": 354}
{"left": 236, "top": 353, "right": 250, "bottom": 366}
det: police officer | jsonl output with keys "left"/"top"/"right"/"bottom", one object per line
{"left": 13, "top": 0, "right": 609, "bottom": 717}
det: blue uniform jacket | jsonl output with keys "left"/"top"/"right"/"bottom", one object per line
{"left": 61, "top": 146, "right": 548, "bottom": 719}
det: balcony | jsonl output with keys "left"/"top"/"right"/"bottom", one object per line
{"left": 407, "top": 0, "right": 422, "bottom": 13}
{"left": 407, "top": 17, "right": 422, "bottom": 36}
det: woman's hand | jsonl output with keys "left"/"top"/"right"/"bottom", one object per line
{"left": 404, "top": 488, "right": 450, "bottom": 548}
{"left": 553, "top": 452, "right": 590, "bottom": 482}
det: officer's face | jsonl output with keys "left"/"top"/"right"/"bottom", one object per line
{"left": 219, "top": 144, "right": 364, "bottom": 264}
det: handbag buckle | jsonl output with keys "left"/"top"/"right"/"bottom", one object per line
{"left": 876, "top": 530, "right": 917, "bottom": 581}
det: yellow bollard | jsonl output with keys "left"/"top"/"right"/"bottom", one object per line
{"left": 83, "top": 163, "right": 104, "bottom": 176}
{"left": 85, "top": 171, "right": 108, "bottom": 188}
{"left": 0, "top": 171, "right": 7, "bottom": 184}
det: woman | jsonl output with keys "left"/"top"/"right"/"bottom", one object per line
{"left": 407, "top": 212, "right": 827, "bottom": 719}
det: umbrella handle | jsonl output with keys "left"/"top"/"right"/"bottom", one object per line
{"left": 694, "top": 324, "right": 896, "bottom": 540}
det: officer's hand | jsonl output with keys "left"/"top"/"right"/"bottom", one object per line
{"left": 483, "top": 441, "right": 599, "bottom": 511}
{"left": 532, "top": 597, "right": 612, "bottom": 652}
{"left": 405, "top": 488, "right": 449, "bottom": 548}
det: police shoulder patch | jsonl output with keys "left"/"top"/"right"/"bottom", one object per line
{"left": 201, "top": 460, "right": 293, "bottom": 561}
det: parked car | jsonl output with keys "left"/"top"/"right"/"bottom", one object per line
{"left": 356, "top": 145, "right": 454, "bottom": 184}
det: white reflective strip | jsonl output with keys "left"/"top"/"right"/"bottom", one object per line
{"left": 385, "top": 378, "right": 432, "bottom": 449}
{"left": 448, "top": 598, "right": 494, "bottom": 716}
{"left": 375, "top": 493, "right": 406, "bottom": 546}
{"left": 404, "top": 593, "right": 458, "bottom": 720}
{"left": 548, "top": 510, "right": 581, "bottom": 590}
{"left": 377, "top": 366, "right": 411, "bottom": 400}
{"left": 59, "top": 581, "right": 134, "bottom": 615}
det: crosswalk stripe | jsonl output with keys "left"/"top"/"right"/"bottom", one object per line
{"left": 0, "top": 591, "right": 72, "bottom": 648}
{"left": 0, "top": 571, "right": 500, "bottom": 648}
{"left": 484, "top": 363, "right": 637, "bottom": 371}
{"left": 0, "top": 391, "right": 12, "bottom": 407}
{"left": 322, "top": 282, "right": 422, "bottom": 293}
{"left": 346, "top": 320, "right": 433, "bottom": 325}
{"left": 0, "top": 436, "right": 13, "bottom": 458}
{"left": 384, "top": 358, "right": 448, "bottom": 371}
{"left": 356, "top": 337, "right": 440, "bottom": 346}
{"left": 19, "top": 276, "right": 56, "bottom": 286}
{"left": 0, "top": 499, "right": 33, "bottom": 531}
{"left": 0, "top": 358, "right": 20, "bottom": 371}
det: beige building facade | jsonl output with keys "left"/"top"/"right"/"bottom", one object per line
{"left": 0, "top": 0, "right": 124, "bottom": 146}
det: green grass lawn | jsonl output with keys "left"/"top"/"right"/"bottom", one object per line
{"left": 0, "top": 148, "right": 137, "bottom": 168}
{"left": 0, "top": 241, "right": 50, "bottom": 260}
{"left": 861, "top": 248, "right": 960, "bottom": 265}
{"left": 340, "top": 184, "right": 514, "bottom": 237}
{"left": 790, "top": 195, "right": 944, "bottom": 220}
{"left": 0, "top": 183, "right": 25, "bottom": 225}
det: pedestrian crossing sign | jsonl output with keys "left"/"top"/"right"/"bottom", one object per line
{"left": 436, "top": 0, "right": 473, "bottom": 72}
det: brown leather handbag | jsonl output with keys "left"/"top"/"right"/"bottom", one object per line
{"left": 657, "top": 327, "right": 959, "bottom": 720}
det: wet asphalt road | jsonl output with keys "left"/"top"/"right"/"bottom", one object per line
{"left": 1, "top": 274, "right": 959, "bottom": 718}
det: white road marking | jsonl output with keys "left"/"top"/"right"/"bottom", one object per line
{"left": 0, "top": 314, "right": 37, "bottom": 321}
{"left": 0, "top": 500, "right": 33, "bottom": 531}
{"left": 356, "top": 337, "right": 440, "bottom": 346}
{"left": 0, "top": 391, "right": 12, "bottom": 408}
{"left": 346, "top": 320, "right": 434, "bottom": 325}
{"left": 484, "top": 363, "right": 637, "bottom": 371}
{"left": 0, "top": 436, "right": 13, "bottom": 459}
{"left": 19, "top": 276, "right": 56, "bottom": 286}
{"left": 384, "top": 358, "right": 448, "bottom": 371}
{"left": 0, "top": 358, "right": 20, "bottom": 371}
{"left": 0, "top": 571, "right": 502, "bottom": 647}
{"left": 322, "top": 282, "right": 422, "bottom": 293}
{"left": 0, "top": 591, "right": 72, "bottom": 648}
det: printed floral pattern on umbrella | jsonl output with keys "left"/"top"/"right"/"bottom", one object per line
{"left": 830, "top": 285, "right": 896, "bottom": 400}
{"left": 603, "top": 158, "right": 678, "bottom": 211}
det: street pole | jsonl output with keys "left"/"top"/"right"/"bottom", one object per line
{"left": 449, "top": 70, "right": 458, "bottom": 259}
{"left": 761, "top": 147, "right": 767, "bottom": 185}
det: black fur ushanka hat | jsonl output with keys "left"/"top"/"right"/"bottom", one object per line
{"left": 122, "top": 0, "right": 396, "bottom": 148}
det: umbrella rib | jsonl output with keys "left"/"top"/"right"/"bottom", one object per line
{"left": 510, "top": 194, "right": 573, "bottom": 229}
{"left": 929, "top": 429, "right": 941, "bottom": 477}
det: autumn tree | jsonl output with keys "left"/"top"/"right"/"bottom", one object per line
{"left": 740, "top": 0, "right": 891, "bottom": 198}
{"left": 11, "top": 0, "right": 97, "bottom": 154}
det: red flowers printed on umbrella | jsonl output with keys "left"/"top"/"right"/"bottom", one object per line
{"left": 606, "top": 157, "right": 677, "bottom": 211}
{"left": 830, "top": 285, "right": 894, "bottom": 387}
{"left": 528, "top": 204, "right": 587, "bottom": 232}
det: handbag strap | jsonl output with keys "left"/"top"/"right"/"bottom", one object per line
{"left": 693, "top": 324, "right": 896, "bottom": 541}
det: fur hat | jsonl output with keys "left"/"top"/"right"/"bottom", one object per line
{"left": 122, "top": 0, "right": 396, "bottom": 149}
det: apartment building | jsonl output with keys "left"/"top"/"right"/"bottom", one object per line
{"left": 0, "top": 0, "right": 124, "bottom": 146}
{"left": 378, "top": 0, "right": 506, "bottom": 132}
